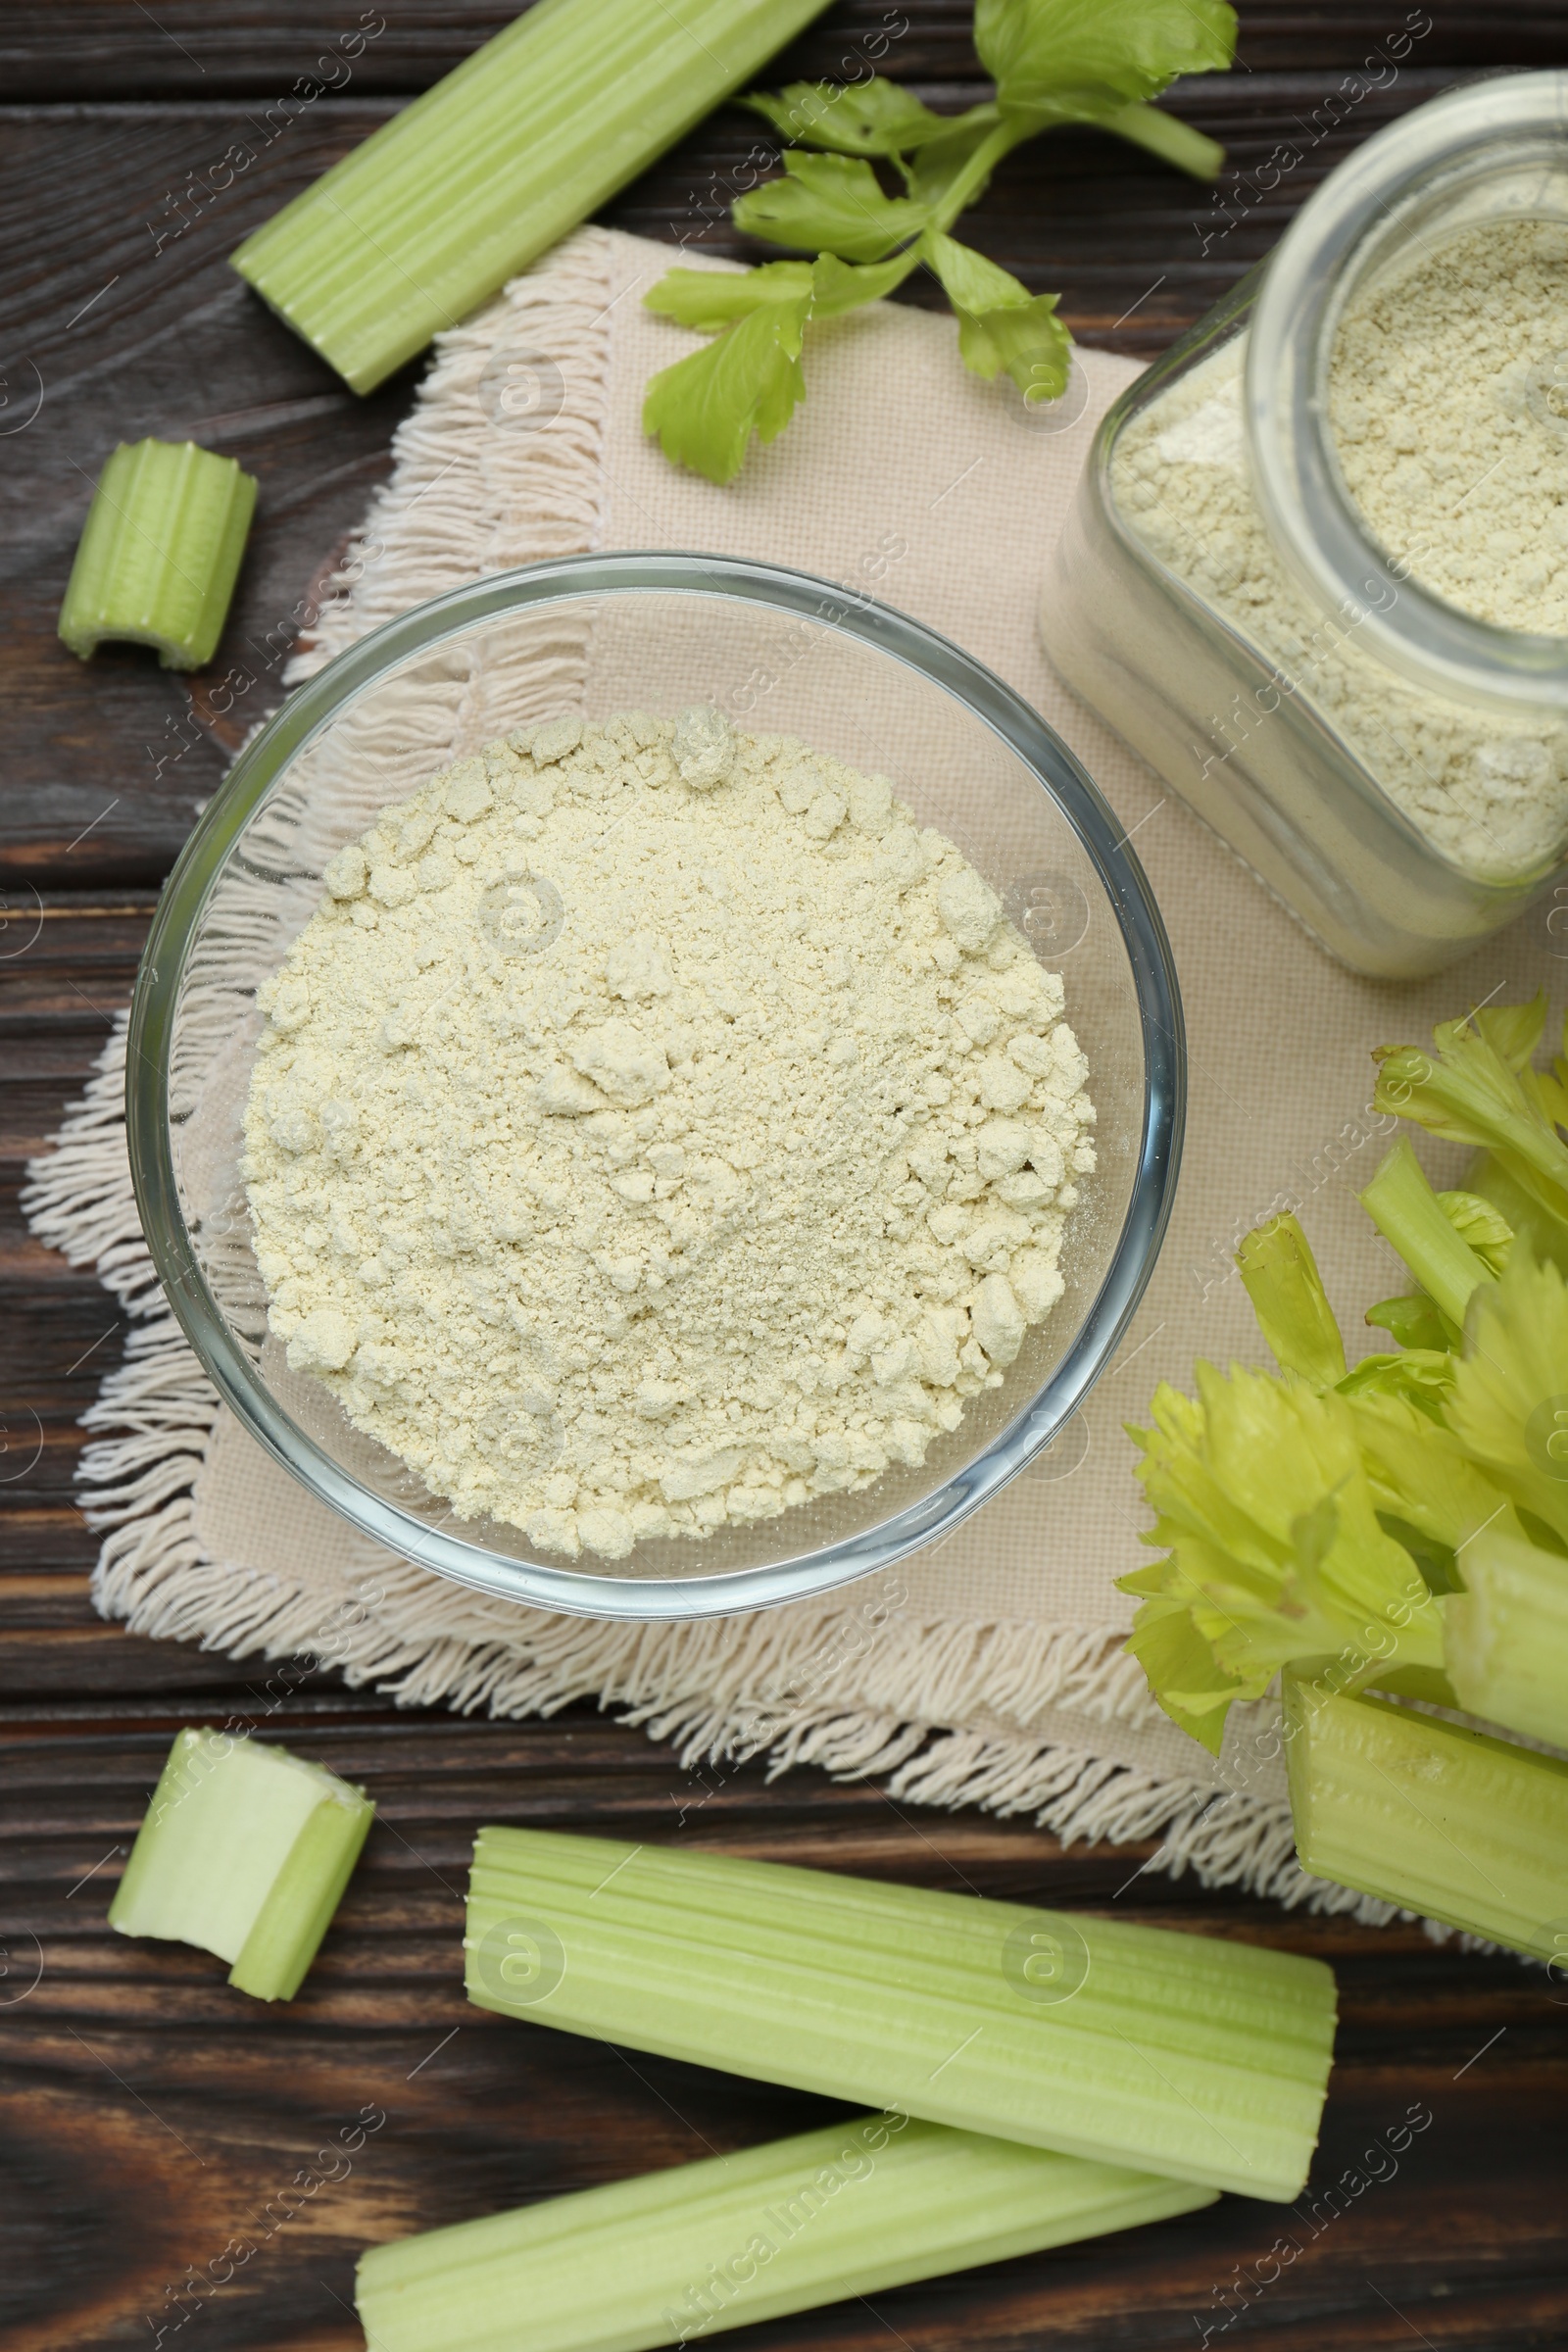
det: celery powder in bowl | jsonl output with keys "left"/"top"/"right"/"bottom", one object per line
{"left": 242, "top": 710, "right": 1097, "bottom": 1565}
{"left": 127, "top": 555, "right": 1182, "bottom": 1620}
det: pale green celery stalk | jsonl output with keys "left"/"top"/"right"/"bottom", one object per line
{"left": 466, "top": 1829, "right": 1336, "bottom": 2202}
{"left": 1235, "top": 1213, "right": 1347, "bottom": 1388}
{"left": 1284, "top": 1672, "right": 1568, "bottom": 1960}
{"left": 357, "top": 2112, "right": 1214, "bottom": 2352}
{"left": 1445, "top": 1529, "right": 1568, "bottom": 1749}
{"left": 1104, "top": 100, "right": 1225, "bottom": 179}
{"left": 110, "top": 1728, "right": 373, "bottom": 2000}
{"left": 1359, "top": 1137, "right": 1493, "bottom": 1329}
{"left": 231, "top": 0, "right": 834, "bottom": 394}
{"left": 58, "top": 440, "right": 256, "bottom": 670}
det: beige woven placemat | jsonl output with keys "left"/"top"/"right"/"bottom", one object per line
{"left": 25, "top": 226, "right": 1548, "bottom": 1910}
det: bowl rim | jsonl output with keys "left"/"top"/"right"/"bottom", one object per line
{"left": 126, "top": 551, "right": 1186, "bottom": 1622}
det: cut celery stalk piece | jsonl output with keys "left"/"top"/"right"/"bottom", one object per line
{"left": 110, "top": 1728, "right": 373, "bottom": 2000}
{"left": 58, "top": 440, "right": 256, "bottom": 670}
{"left": 465, "top": 1829, "right": 1336, "bottom": 2202}
{"left": 230, "top": 0, "right": 835, "bottom": 395}
{"left": 1445, "top": 1530, "right": 1568, "bottom": 1749}
{"left": 357, "top": 2111, "right": 1214, "bottom": 2352}
{"left": 1358, "top": 1137, "right": 1493, "bottom": 1331}
{"left": 1284, "top": 1671, "right": 1568, "bottom": 1960}
{"left": 1235, "top": 1212, "right": 1347, "bottom": 1388}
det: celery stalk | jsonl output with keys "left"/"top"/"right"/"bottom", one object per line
{"left": 110, "top": 1728, "right": 373, "bottom": 2001}
{"left": 231, "top": 0, "right": 835, "bottom": 395}
{"left": 58, "top": 440, "right": 256, "bottom": 670}
{"left": 1358, "top": 1137, "right": 1494, "bottom": 1330}
{"left": 357, "top": 2111, "right": 1214, "bottom": 2352}
{"left": 466, "top": 1829, "right": 1336, "bottom": 2202}
{"left": 1284, "top": 1672, "right": 1568, "bottom": 1960}
{"left": 1445, "top": 1529, "right": 1568, "bottom": 1749}
{"left": 1235, "top": 1213, "right": 1348, "bottom": 1388}
{"left": 1105, "top": 101, "right": 1226, "bottom": 181}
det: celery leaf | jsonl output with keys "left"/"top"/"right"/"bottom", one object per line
{"left": 642, "top": 299, "right": 808, "bottom": 485}
{"left": 923, "top": 232, "right": 1070, "bottom": 402}
{"left": 1446, "top": 1245, "right": 1568, "bottom": 1549}
{"left": 746, "top": 79, "right": 990, "bottom": 155}
{"left": 1365, "top": 1293, "right": 1449, "bottom": 1351}
{"left": 1122, "top": 1365, "right": 1445, "bottom": 1748}
{"left": 1438, "top": 1188, "right": 1513, "bottom": 1277}
{"left": 733, "top": 153, "right": 927, "bottom": 263}
{"left": 809, "top": 251, "right": 921, "bottom": 314}
{"left": 644, "top": 262, "right": 815, "bottom": 333}
{"left": 976, "top": 0, "right": 1237, "bottom": 121}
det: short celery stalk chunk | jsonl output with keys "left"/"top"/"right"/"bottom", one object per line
{"left": 356, "top": 2110, "right": 1215, "bottom": 2352}
{"left": 1443, "top": 1530, "right": 1568, "bottom": 1749}
{"left": 231, "top": 0, "right": 836, "bottom": 394}
{"left": 465, "top": 1829, "right": 1337, "bottom": 2202}
{"left": 110, "top": 1728, "right": 374, "bottom": 2000}
{"left": 58, "top": 439, "right": 256, "bottom": 670}
{"left": 1284, "top": 1673, "right": 1568, "bottom": 1960}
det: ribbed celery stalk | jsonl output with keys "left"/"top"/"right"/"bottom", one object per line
{"left": 466, "top": 1829, "right": 1336, "bottom": 2202}
{"left": 1284, "top": 1673, "right": 1568, "bottom": 1959}
{"left": 357, "top": 2112, "right": 1214, "bottom": 2352}
{"left": 59, "top": 440, "right": 256, "bottom": 670}
{"left": 231, "top": 0, "right": 835, "bottom": 394}
{"left": 110, "top": 1728, "right": 374, "bottom": 2000}
{"left": 1358, "top": 1138, "right": 1493, "bottom": 1330}
{"left": 1444, "top": 1529, "right": 1568, "bottom": 1749}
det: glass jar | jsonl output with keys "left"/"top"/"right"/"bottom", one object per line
{"left": 1041, "top": 72, "right": 1568, "bottom": 978}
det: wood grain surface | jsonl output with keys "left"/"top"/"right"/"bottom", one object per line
{"left": 3, "top": 7, "right": 1566, "bottom": 2348}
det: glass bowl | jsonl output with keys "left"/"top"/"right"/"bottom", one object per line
{"left": 126, "top": 554, "right": 1184, "bottom": 1621}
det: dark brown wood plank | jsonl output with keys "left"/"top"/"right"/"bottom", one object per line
{"left": 3, "top": 0, "right": 1564, "bottom": 99}
{"left": 3, "top": 1712, "right": 1565, "bottom": 2352}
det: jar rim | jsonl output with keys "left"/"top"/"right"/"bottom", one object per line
{"left": 1247, "top": 70, "right": 1568, "bottom": 710}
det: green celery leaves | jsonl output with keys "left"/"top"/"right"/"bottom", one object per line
{"left": 1120, "top": 1003, "right": 1568, "bottom": 1768}
{"left": 745, "top": 78, "right": 990, "bottom": 156}
{"left": 732, "top": 152, "right": 929, "bottom": 263}
{"left": 924, "top": 232, "right": 1071, "bottom": 402}
{"left": 641, "top": 0, "right": 1236, "bottom": 480}
{"left": 975, "top": 0, "right": 1237, "bottom": 120}
{"left": 643, "top": 297, "right": 809, "bottom": 486}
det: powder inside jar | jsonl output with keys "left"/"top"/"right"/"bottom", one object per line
{"left": 1330, "top": 219, "right": 1568, "bottom": 637}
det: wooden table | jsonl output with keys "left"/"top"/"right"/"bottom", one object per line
{"left": 3, "top": 8, "right": 1565, "bottom": 2346}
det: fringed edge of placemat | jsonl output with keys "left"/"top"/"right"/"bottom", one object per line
{"left": 25, "top": 1015, "right": 1433, "bottom": 1927}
